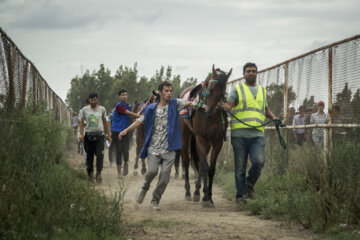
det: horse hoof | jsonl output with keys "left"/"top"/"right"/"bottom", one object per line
{"left": 141, "top": 168, "right": 146, "bottom": 175}
{"left": 185, "top": 195, "right": 192, "bottom": 201}
{"left": 133, "top": 171, "right": 138, "bottom": 176}
{"left": 193, "top": 195, "right": 200, "bottom": 202}
{"left": 202, "top": 200, "right": 215, "bottom": 208}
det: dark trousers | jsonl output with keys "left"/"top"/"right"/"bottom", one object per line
{"left": 112, "top": 131, "right": 130, "bottom": 166}
{"left": 84, "top": 133, "right": 105, "bottom": 176}
{"left": 108, "top": 141, "right": 116, "bottom": 163}
{"left": 295, "top": 133, "right": 306, "bottom": 146}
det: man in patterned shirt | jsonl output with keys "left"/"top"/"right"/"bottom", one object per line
{"left": 120, "top": 81, "right": 195, "bottom": 211}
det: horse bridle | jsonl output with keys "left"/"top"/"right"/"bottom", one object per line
{"left": 196, "top": 78, "right": 226, "bottom": 111}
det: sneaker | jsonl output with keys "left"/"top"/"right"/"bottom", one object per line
{"left": 135, "top": 188, "right": 147, "bottom": 204}
{"left": 246, "top": 182, "right": 255, "bottom": 199}
{"left": 96, "top": 173, "right": 102, "bottom": 184}
{"left": 123, "top": 162, "right": 129, "bottom": 176}
{"left": 236, "top": 196, "right": 247, "bottom": 205}
{"left": 150, "top": 202, "right": 161, "bottom": 211}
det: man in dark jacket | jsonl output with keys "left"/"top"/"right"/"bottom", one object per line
{"left": 120, "top": 81, "right": 194, "bottom": 211}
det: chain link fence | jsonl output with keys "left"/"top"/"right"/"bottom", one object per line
{"left": 0, "top": 27, "right": 72, "bottom": 124}
{"left": 221, "top": 35, "right": 360, "bottom": 174}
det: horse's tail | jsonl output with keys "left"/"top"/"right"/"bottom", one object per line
{"left": 190, "top": 135, "right": 199, "bottom": 172}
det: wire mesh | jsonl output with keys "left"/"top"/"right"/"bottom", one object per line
{"left": 332, "top": 38, "right": 360, "bottom": 124}
{"left": 223, "top": 35, "right": 360, "bottom": 177}
{"left": 0, "top": 27, "right": 72, "bottom": 124}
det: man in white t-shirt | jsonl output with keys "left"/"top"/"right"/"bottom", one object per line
{"left": 79, "top": 93, "right": 112, "bottom": 183}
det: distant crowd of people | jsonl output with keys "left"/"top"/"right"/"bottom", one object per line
{"left": 287, "top": 101, "right": 347, "bottom": 147}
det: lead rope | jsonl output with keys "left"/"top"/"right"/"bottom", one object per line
{"left": 224, "top": 109, "right": 287, "bottom": 149}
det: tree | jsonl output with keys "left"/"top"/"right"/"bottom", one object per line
{"left": 303, "top": 96, "right": 315, "bottom": 109}
{"left": 335, "top": 83, "right": 352, "bottom": 118}
{"left": 266, "top": 83, "right": 297, "bottom": 117}
{"left": 351, "top": 88, "right": 360, "bottom": 122}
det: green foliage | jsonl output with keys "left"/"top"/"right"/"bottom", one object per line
{"left": 217, "top": 128, "right": 360, "bottom": 236}
{"left": 65, "top": 63, "right": 198, "bottom": 112}
{"left": 266, "top": 83, "right": 297, "bottom": 117}
{"left": 0, "top": 103, "right": 125, "bottom": 239}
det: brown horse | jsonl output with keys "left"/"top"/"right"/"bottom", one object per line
{"left": 133, "top": 93, "right": 158, "bottom": 175}
{"left": 180, "top": 65, "right": 232, "bottom": 208}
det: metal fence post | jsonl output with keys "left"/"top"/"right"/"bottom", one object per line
{"left": 283, "top": 63, "right": 289, "bottom": 167}
{"left": 324, "top": 47, "right": 333, "bottom": 167}
{"left": 8, "top": 45, "right": 16, "bottom": 108}
{"left": 20, "top": 60, "right": 29, "bottom": 109}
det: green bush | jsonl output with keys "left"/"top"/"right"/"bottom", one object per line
{"left": 0, "top": 103, "right": 125, "bottom": 239}
{"left": 216, "top": 128, "right": 360, "bottom": 237}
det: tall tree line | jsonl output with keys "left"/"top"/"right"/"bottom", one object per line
{"left": 66, "top": 63, "right": 197, "bottom": 112}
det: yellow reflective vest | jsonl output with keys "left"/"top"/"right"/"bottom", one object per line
{"left": 230, "top": 82, "right": 267, "bottom": 132}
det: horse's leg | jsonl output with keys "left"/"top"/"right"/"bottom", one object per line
{"left": 195, "top": 136, "right": 212, "bottom": 208}
{"left": 134, "top": 144, "right": 140, "bottom": 170}
{"left": 208, "top": 139, "right": 223, "bottom": 206}
{"left": 193, "top": 169, "right": 201, "bottom": 202}
{"left": 192, "top": 137, "right": 201, "bottom": 202}
{"left": 174, "top": 150, "right": 181, "bottom": 178}
{"left": 181, "top": 120, "right": 192, "bottom": 201}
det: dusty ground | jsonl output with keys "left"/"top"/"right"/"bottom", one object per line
{"left": 68, "top": 146, "right": 316, "bottom": 240}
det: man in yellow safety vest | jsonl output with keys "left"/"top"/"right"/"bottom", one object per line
{"left": 222, "top": 62, "right": 278, "bottom": 205}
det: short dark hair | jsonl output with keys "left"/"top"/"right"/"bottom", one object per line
{"left": 158, "top": 81, "right": 173, "bottom": 92}
{"left": 118, "top": 89, "right": 127, "bottom": 96}
{"left": 88, "top": 93, "right": 98, "bottom": 99}
{"left": 243, "top": 62, "right": 258, "bottom": 73}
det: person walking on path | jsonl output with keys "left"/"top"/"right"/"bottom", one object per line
{"left": 119, "top": 81, "right": 195, "bottom": 211}
{"left": 79, "top": 93, "right": 112, "bottom": 183}
{"left": 111, "top": 89, "right": 141, "bottom": 178}
{"left": 222, "top": 62, "right": 278, "bottom": 205}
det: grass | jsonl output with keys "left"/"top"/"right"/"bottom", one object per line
{"left": 0, "top": 102, "right": 126, "bottom": 239}
{"left": 215, "top": 128, "right": 360, "bottom": 239}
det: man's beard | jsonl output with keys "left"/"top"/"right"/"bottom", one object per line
{"left": 246, "top": 77, "right": 256, "bottom": 84}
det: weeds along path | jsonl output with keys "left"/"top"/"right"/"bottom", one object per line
{"left": 68, "top": 145, "right": 315, "bottom": 240}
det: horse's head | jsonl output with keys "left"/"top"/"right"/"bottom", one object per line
{"left": 204, "top": 65, "right": 232, "bottom": 118}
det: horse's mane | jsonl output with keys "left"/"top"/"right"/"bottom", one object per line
{"left": 180, "top": 85, "right": 195, "bottom": 98}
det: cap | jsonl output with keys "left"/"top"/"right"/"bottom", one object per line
{"left": 318, "top": 101, "right": 325, "bottom": 106}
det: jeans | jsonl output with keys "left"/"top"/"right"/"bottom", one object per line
{"left": 231, "top": 136, "right": 265, "bottom": 200}
{"left": 141, "top": 151, "right": 175, "bottom": 204}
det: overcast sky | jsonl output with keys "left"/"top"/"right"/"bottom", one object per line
{"left": 1, "top": 0, "right": 359, "bottom": 101}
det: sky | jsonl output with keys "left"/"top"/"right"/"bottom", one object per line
{"left": 0, "top": 0, "right": 359, "bottom": 101}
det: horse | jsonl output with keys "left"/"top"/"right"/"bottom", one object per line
{"left": 180, "top": 65, "right": 232, "bottom": 208}
{"left": 133, "top": 93, "right": 158, "bottom": 176}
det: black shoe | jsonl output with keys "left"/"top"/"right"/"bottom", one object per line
{"left": 88, "top": 174, "right": 94, "bottom": 182}
{"left": 236, "top": 196, "right": 247, "bottom": 205}
{"left": 96, "top": 173, "right": 102, "bottom": 183}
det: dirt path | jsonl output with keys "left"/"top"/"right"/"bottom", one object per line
{"left": 69, "top": 146, "right": 315, "bottom": 240}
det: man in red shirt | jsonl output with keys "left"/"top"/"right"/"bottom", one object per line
{"left": 111, "top": 89, "right": 141, "bottom": 177}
